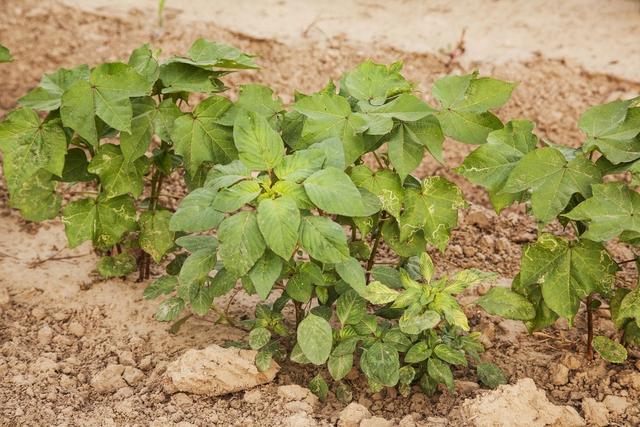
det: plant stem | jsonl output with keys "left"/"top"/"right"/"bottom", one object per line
{"left": 586, "top": 295, "right": 594, "bottom": 360}
{"left": 293, "top": 301, "right": 303, "bottom": 327}
{"left": 365, "top": 213, "right": 387, "bottom": 283}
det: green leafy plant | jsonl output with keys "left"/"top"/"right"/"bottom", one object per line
{"left": 464, "top": 97, "right": 640, "bottom": 363}
{"left": 0, "top": 39, "right": 257, "bottom": 279}
{"left": 0, "top": 44, "right": 12, "bottom": 63}
{"left": 145, "top": 61, "right": 513, "bottom": 395}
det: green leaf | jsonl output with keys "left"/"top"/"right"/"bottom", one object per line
{"left": 476, "top": 362, "right": 507, "bottom": 389}
{"left": 360, "top": 342, "right": 400, "bottom": 387}
{"left": 274, "top": 149, "right": 325, "bottom": 183}
{"left": 175, "top": 235, "right": 218, "bottom": 252}
{"left": 87, "top": 144, "right": 149, "bottom": 198}
{"left": 350, "top": 165, "right": 404, "bottom": 218}
{"left": 335, "top": 257, "right": 367, "bottom": 294}
{"left": 304, "top": 167, "right": 380, "bottom": 217}
{"left": 371, "top": 266, "right": 402, "bottom": 289}
{"left": 297, "top": 314, "right": 333, "bottom": 365}
{"left": 170, "top": 188, "right": 225, "bottom": 232}
{"left": 219, "top": 84, "right": 283, "bottom": 125}
{"left": 155, "top": 297, "right": 185, "bottom": 321}
{"left": 139, "top": 210, "right": 175, "bottom": 262}
{"left": 477, "top": 287, "right": 536, "bottom": 320}
{"left": 62, "top": 195, "right": 137, "bottom": 249}
{"left": 403, "top": 116, "right": 445, "bottom": 163}
{"left": 503, "top": 147, "right": 600, "bottom": 224}
{"left": 128, "top": 44, "right": 159, "bottom": 87}
{"left": 0, "top": 44, "right": 12, "bottom": 62}
{"left": 427, "top": 357, "right": 453, "bottom": 391}
{"left": 120, "top": 97, "right": 156, "bottom": 161}
{"left": 578, "top": 99, "right": 635, "bottom": 139}
{"left": 233, "top": 110, "right": 285, "bottom": 171}
{"left": 565, "top": 183, "right": 640, "bottom": 241}
{"left": 381, "top": 218, "right": 427, "bottom": 258}
{"left": 457, "top": 120, "right": 538, "bottom": 212}
{"left": 171, "top": 95, "right": 236, "bottom": 176}
{"left": 336, "top": 290, "right": 366, "bottom": 325}
{"left": 178, "top": 248, "right": 217, "bottom": 287}
{"left": 248, "top": 251, "right": 283, "bottom": 300}
{"left": 357, "top": 93, "right": 435, "bottom": 135}
{"left": 434, "top": 344, "right": 467, "bottom": 367}
{"left": 387, "top": 125, "right": 424, "bottom": 183}
{"left": 249, "top": 327, "right": 271, "bottom": 350}
{"left": 404, "top": 341, "right": 431, "bottom": 363}
{"left": 19, "top": 65, "right": 89, "bottom": 111}
{"left": 189, "top": 281, "right": 217, "bottom": 315}
{"left": 209, "top": 268, "right": 238, "bottom": 298}
{"left": 255, "top": 350, "right": 273, "bottom": 372}
{"left": 96, "top": 253, "right": 137, "bottom": 278}
{"left": 293, "top": 93, "right": 366, "bottom": 164}
{"left": 218, "top": 211, "right": 266, "bottom": 276}
{"left": 519, "top": 234, "right": 618, "bottom": 324}
{"left": 211, "top": 179, "right": 261, "bottom": 212}
{"left": 8, "top": 171, "right": 61, "bottom": 221}
{"left": 59, "top": 148, "right": 93, "bottom": 182}
{"left": 308, "top": 375, "right": 329, "bottom": 402}
{"left": 299, "top": 216, "right": 350, "bottom": 263}
{"left": 144, "top": 275, "right": 178, "bottom": 299}
{"left": 257, "top": 196, "right": 300, "bottom": 260}
{"left": 436, "top": 110, "right": 503, "bottom": 145}
{"left": 184, "top": 38, "right": 258, "bottom": 70}
{"left": 342, "top": 60, "right": 412, "bottom": 105}
{"left": 60, "top": 63, "right": 151, "bottom": 146}
{"left": 593, "top": 335, "right": 627, "bottom": 364}
{"left": 363, "top": 281, "right": 399, "bottom": 304}
{"left": 619, "top": 287, "right": 640, "bottom": 323}
{"left": 158, "top": 62, "right": 224, "bottom": 94}
{"left": 399, "top": 177, "right": 466, "bottom": 251}
{"left": 0, "top": 109, "right": 67, "bottom": 192}
{"left": 399, "top": 310, "right": 440, "bottom": 334}
{"left": 328, "top": 353, "right": 353, "bottom": 381}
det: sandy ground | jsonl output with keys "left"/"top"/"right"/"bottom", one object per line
{"left": 1, "top": 0, "right": 640, "bottom": 425}
{"left": 61, "top": 0, "right": 640, "bottom": 81}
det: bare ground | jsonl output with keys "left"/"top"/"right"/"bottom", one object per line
{"left": 1, "top": 0, "right": 640, "bottom": 426}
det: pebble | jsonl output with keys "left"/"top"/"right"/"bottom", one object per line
{"left": 31, "top": 307, "right": 46, "bottom": 320}
{"left": 466, "top": 210, "right": 492, "bottom": 229}
{"left": 360, "top": 416, "right": 393, "bottom": 427}
{"left": 243, "top": 389, "right": 262, "bottom": 404}
{"left": 122, "top": 366, "right": 145, "bottom": 386}
{"left": 603, "top": 395, "right": 630, "bottom": 415}
{"left": 67, "top": 321, "right": 85, "bottom": 337}
{"left": 582, "top": 398, "right": 609, "bottom": 427}
{"left": 617, "top": 370, "right": 640, "bottom": 390}
{"left": 171, "top": 392, "right": 194, "bottom": 408}
{"left": 90, "top": 364, "right": 127, "bottom": 393}
{"left": 549, "top": 363, "right": 570, "bottom": 385}
{"left": 37, "top": 325, "right": 54, "bottom": 345}
{"left": 338, "top": 402, "right": 371, "bottom": 427}
{"left": 118, "top": 350, "right": 136, "bottom": 367}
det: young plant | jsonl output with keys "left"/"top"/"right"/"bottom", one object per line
{"left": 145, "top": 61, "right": 514, "bottom": 394}
{"left": 0, "top": 39, "right": 257, "bottom": 279}
{"left": 463, "top": 97, "right": 640, "bottom": 363}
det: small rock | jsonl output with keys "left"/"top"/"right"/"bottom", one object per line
{"left": 31, "top": 307, "right": 46, "bottom": 320}
{"left": 139, "top": 355, "right": 153, "bottom": 371}
{"left": 31, "top": 357, "right": 58, "bottom": 373}
{"left": 463, "top": 246, "right": 478, "bottom": 257}
{"left": 91, "top": 364, "right": 127, "bottom": 393}
{"left": 52, "top": 310, "right": 70, "bottom": 322}
{"left": 0, "top": 287, "right": 10, "bottom": 306}
{"left": 461, "top": 378, "right": 585, "bottom": 427}
{"left": 67, "top": 321, "right": 85, "bottom": 337}
{"left": 165, "top": 344, "right": 279, "bottom": 396}
{"left": 243, "top": 389, "right": 262, "bottom": 404}
{"left": 582, "top": 398, "right": 608, "bottom": 427}
{"left": 360, "top": 416, "right": 393, "bottom": 427}
{"left": 561, "top": 354, "right": 582, "bottom": 370}
{"left": 449, "top": 244, "right": 463, "bottom": 257}
{"left": 278, "top": 384, "right": 318, "bottom": 406}
{"left": 514, "top": 232, "right": 536, "bottom": 243}
{"left": 171, "top": 392, "right": 193, "bottom": 408}
{"left": 456, "top": 380, "right": 480, "bottom": 394}
{"left": 37, "top": 325, "right": 54, "bottom": 345}
{"left": 549, "top": 363, "right": 570, "bottom": 385}
{"left": 338, "top": 402, "right": 371, "bottom": 427}
{"left": 479, "top": 235, "right": 495, "bottom": 249}
{"left": 285, "top": 412, "right": 317, "bottom": 427}
{"left": 603, "top": 395, "right": 630, "bottom": 415}
{"left": 118, "top": 350, "right": 136, "bottom": 367}
{"left": 398, "top": 414, "right": 417, "bottom": 427}
{"left": 495, "top": 237, "right": 511, "bottom": 253}
{"left": 466, "top": 210, "right": 492, "bottom": 229}
{"left": 113, "top": 386, "right": 134, "bottom": 399}
{"left": 122, "top": 366, "right": 144, "bottom": 386}
{"left": 285, "top": 400, "right": 313, "bottom": 414}
{"left": 617, "top": 370, "right": 640, "bottom": 390}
